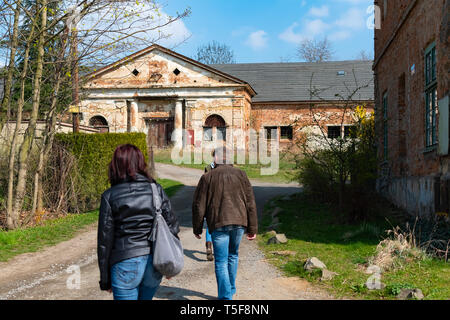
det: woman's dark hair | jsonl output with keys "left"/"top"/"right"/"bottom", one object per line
{"left": 108, "top": 144, "right": 151, "bottom": 185}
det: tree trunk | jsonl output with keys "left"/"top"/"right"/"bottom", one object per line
{"left": 5, "top": 14, "right": 37, "bottom": 230}
{"left": 30, "top": 26, "right": 69, "bottom": 219}
{"left": 0, "top": 0, "right": 21, "bottom": 136}
{"left": 10, "top": 0, "right": 47, "bottom": 229}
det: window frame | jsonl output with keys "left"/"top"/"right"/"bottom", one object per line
{"left": 327, "top": 125, "right": 342, "bottom": 140}
{"left": 217, "top": 126, "right": 227, "bottom": 141}
{"left": 264, "top": 126, "right": 278, "bottom": 140}
{"left": 203, "top": 126, "right": 213, "bottom": 141}
{"left": 280, "top": 126, "right": 293, "bottom": 140}
{"left": 424, "top": 42, "right": 438, "bottom": 148}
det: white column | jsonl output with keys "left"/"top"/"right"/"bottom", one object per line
{"left": 130, "top": 100, "right": 138, "bottom": 132}
{"left": 173, "top": 100, "right": 183, "bottom": 146}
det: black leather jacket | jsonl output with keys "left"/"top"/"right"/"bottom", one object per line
{"left": 97, "top": 174, "right": 180, "bottom": 290}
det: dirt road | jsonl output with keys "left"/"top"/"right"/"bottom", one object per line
{"left": 0, "top": 164, "right": 333, "bottom": 300}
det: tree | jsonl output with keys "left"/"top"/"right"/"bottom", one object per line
{"left": 291, "top": 72, "right": 375, "bottom": 222}
{"left": 297, "top": 37, "right": 334, "bottom": 63}
{"left": 1, "top": 0, "right": 191, "bottom": 229}
{"left": 355, "top": 49, "right": 373, "bottom": 61}
{"left": 195, "top": 40, "right": 236, "bottom": 64}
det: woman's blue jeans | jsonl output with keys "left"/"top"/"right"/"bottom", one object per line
{"left": 110, "top": 254, "right": 162, "bottom": 300}
{"left": 211, "top": 225, "right": 245, "bottom": 300}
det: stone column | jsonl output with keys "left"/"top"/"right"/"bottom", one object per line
{"left": 173, "top": 100, "right": 183, "bottom": 146}
{"left": 130, "top": 100, "right": 139, "bottom": 132}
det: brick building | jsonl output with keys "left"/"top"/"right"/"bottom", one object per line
{"left": 374, "top": 0, "right": 449, "bottom": 216}
{"left": 80, "top": 44, "right": 373, "bottom": 152}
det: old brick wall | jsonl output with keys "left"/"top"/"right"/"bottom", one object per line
{"left": 374, "top": 0, "right": 449, "bottom": 215}
{"left": 251, "top": 102, "right": 374, "bottom": 149}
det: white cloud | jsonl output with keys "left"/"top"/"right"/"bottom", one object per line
{"left": 279, "top": 19, "right": 331, "bottom": 44}
{"left": 305, "top": 19, "right": 330, "bottom": 35}
{"left": 279, "top": 2, "right": 369, "bottom": 46}
{"left": 335, "top": 8, "right": 366, "bottom": 29}
{"left": 329, "top": 30, "right": 352, "bottom": 41}
{"left": 245, "top": 30, "right": 269, "bottom": 50}
{"left": 279, "top": 22, "right": 306, "bottom": 44}
{"left": 308, "top": 5, "right": 329, "bottom": 18}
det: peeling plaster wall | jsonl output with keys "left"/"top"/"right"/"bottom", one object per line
{"left": 85, "top": 49, "right": 240, "bottom": 89}
{"left": 80, "top": 99, "right": 128, "bottom": 132}
{"left": 81, "top": 48, "right": 252, "bottom": 147}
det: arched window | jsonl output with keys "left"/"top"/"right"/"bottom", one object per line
{"left": 204, "top": 114, "right": 227, "bottom": 141}
{"left": 89, "top": 115, "right": 109, "bottom": 133}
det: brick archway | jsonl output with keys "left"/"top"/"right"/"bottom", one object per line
{"left": 204, "top": 114, "right": 226, "bottom": 127}
{"left": 89, "top": 115, "right": 109, "bottom": 133}
{"left": 204, "top": 114, "right": 227, "bottom": 141}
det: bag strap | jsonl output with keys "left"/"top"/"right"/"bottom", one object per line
{"left": 149, "top": 183, "right": 162, "bottom": 242}
{"left": 151, "top": 183, "right": 163, "bottom": 215}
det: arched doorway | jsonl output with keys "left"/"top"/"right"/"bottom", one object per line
{"left": 89, "top": 115, "right": 109, "bottom": 133}
{"left": 204, "top": 114, "right": 227, "bottom": 141}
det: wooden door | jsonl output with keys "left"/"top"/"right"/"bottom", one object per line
{"left": 147, "top": 118, "right": 174, "bottom": 148}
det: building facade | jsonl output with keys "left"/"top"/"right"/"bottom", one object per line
{"left": 374, "top": 0, "right": 449, "bottom": 216}
{"left": 80, "top": 45, "right": 374, "bottom": 154}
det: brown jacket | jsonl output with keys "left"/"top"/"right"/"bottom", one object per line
{"left": 192, "top": 164, "right": 258, "bottom": 235}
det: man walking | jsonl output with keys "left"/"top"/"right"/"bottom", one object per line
{"left": 192, "top": 147, "right": 258, "bottom": 300}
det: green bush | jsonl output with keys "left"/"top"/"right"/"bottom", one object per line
{"left": 295, "top": 153, "right": 337, "bottom": 203}
{"left": 53, "top": 133, "right": 148, "bottom": 212}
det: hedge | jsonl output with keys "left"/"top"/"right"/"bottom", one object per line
{"left": 53, "top": 132, "right": 148, "bottom": 212}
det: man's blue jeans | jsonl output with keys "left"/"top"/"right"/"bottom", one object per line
{"left": 111, "top": 254, "right": 162, "bottom": 300}
{"left": 211, "top": 225, "right": 245, "bottom": 300}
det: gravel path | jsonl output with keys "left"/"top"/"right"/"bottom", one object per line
{"left": 0, "top": 163, "right": 334, "bottom": 300}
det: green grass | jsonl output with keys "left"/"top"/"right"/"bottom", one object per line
{"left": 0, "top": 179, "right": 183, "bottom": 263}
{"left": 158, "top": 178, "right": 184, "bottom": 197}
{"left": 154, "top": 148, "right": 296, "bottom": 183}
{"left": 258, "top": 194, "right": 450, "bottom": 300}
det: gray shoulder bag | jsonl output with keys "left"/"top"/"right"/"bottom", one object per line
{"left": 148, "top": 183, "right": 184, "bottom": 278}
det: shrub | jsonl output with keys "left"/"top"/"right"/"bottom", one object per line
{"left": 294, "top": 106, "right": 377, "bottom": 222}
{"left": 52, "top": 132, "right": 148, "bottom": 212}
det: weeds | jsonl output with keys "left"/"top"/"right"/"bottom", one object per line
{"left": 369, "top": 226, "right": 428, "bottom": 272}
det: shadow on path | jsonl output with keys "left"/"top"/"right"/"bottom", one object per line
{"left": 184, "top": 249, "right": 209, "bottom": 262}
{"left": 155, "top": 285, "right": 217, "bottom": 300}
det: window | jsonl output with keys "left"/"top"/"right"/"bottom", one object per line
{"left": 280, "top": 126, "right": 293, "bottom": 140}
{"left": 132, "top": 69, "right": 140, "bottom": 76}
{"left": 265, "top": 126, "right": 278, "bottom": 140}
{"left": 217, "top": 127, "right": 227, "bottom": 141}
{"left": 203, "top": 127, "right": 213, "bottom": 141}
{"left": 344, "top": 125, "right": 355, "bottom": 138}
{"left": 383, "top": 92, "right": 388, "bottom": 160}
{"left": 425, "top": 43, "right": 437, "bottom": 147}
{"left": 327, "top": 126, "right": 341, "bottom": 139}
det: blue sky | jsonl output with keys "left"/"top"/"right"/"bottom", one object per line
{"left": 161, "top": 0, "right": 374, "bottom": 63}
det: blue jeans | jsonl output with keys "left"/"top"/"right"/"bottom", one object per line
{"left": 205, "top": 222, "right": 212, "bottom": 243}
{"left": 110, "top": 254, "right": 162, "bottom": 300}
{"left": 211, "top": 225, "right": 245, "bottom": 300}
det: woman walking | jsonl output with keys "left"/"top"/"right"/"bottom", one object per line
{"left": 97, "top": 144, "right": 180, "bottom": 300}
